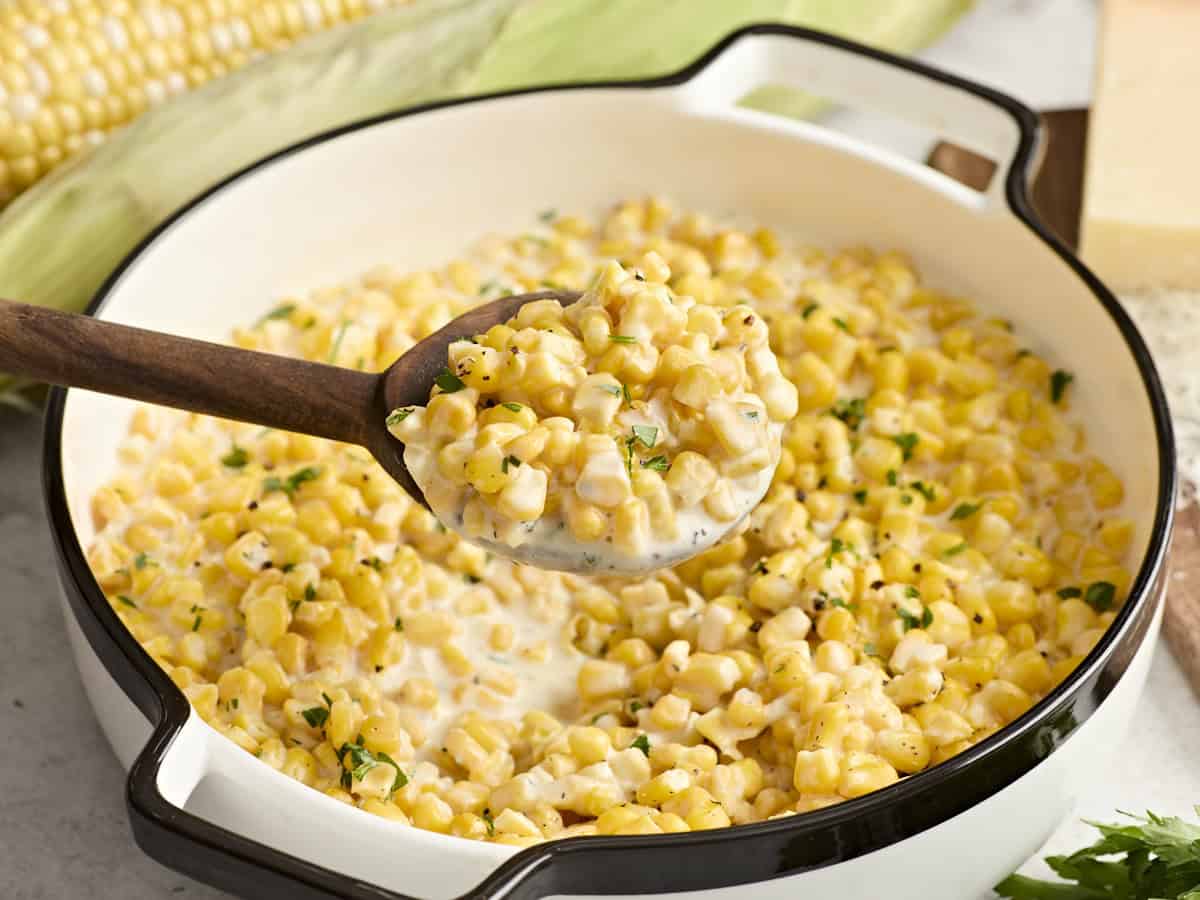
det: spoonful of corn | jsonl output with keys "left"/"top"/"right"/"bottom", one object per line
{"left": 0, "top": 256, "right": 794, "bottom": 574}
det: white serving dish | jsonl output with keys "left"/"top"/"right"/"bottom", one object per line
{"left": 42, "top": 25, "right": 1175, "bottom": 900}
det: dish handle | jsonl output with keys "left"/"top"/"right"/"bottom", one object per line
{"left": 126, "top": 707, "right": 411, "bottom": 900}
{"left": 673, "top": 24, "right": 1043, "bottom": 210}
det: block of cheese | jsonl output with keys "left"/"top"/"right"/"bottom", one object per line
{"left": 1079, "top": 0, "right": 1200, "bottom": 291}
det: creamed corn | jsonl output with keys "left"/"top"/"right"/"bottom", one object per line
{"left": 392, "top": 257, "right": 794, "bottom": 571}
{"left": 87, "top": 198, "right": 1133, "bottom": 845}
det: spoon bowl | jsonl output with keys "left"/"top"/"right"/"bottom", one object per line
{"left": 371, "top": 289, "right": 580, "bottom": 501}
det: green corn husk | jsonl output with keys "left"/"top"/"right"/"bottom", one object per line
{"left": 465, "top": 0, "right": 974, "bottom": 118}
{"left": 0, "top": 0, "right": 972, "bottom": 398}
{"left": 0, "top": 0, "right": 520, "bottom": 391}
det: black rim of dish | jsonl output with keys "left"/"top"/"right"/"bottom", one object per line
{"left": 40, "top": 23, "right": 1176, "bottom": 900}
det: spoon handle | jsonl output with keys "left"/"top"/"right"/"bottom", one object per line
{"left": 0, "top": 299, "right": 380, "bottom": 447}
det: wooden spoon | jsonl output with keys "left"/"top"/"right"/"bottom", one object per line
{"left": 0, "top": 290, "right": 579, "bottom": 506}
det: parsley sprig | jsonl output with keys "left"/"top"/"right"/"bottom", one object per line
{"left": 995, "top": 809, "right": 1200, "bottom": 899}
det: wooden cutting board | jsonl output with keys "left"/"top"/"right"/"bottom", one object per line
{"left": 928, "top": 111, "right": 1199, "bottom": 696}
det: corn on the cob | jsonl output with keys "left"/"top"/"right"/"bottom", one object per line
{"left": 0, "top": 0, "right": 518, "bottom": 395}
{"left": 0, "top": 0, "right": 416, "bottom": 207}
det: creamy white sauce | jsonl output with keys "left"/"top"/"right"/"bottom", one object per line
{"left": 96, "top": 411, "right": 590, "bottom": 761}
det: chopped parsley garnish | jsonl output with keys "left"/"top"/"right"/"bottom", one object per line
{"left": 478, "top": 280, "right": 505, "bottom": 296}
{"left": 304, "top": 584, "right": 316, "bottom": 602}
{"left": 897, "top": 605, "right": 932, "bottom": 632}
{"left": 832, "top": 317, "right": 850, "bottom": 332}
{"left": 853, "top": 489, "right": 868, "bottom": 504}
{"left": 501, "top": 455, "right": 522, "bottom": 473}
{"left": 886, "top": 470, "right": 898, "bottom": 486}
{"left": 825, "top": 538, "right": 847, "bottom": 569}
{"left": 905, "top": 585, "right": 921, "bottom": 599}
{"left": 134, "top": 552, "right": 154, "bottom": 570}
{"left": 263, "top": 466, "right": 321, "bottom": 497}
{"left": 743, "top": 409, "right": 761, "bottom": 422}
{"left": 221, "top": 445, "right": 249, "bottom": 468}
{"left": 863, "top": 643, "right": 878, "bottom": 657}
{"left": 501, "top": 402, "right": 524, "bottom": 413}
{"left": 364, "top": 557, "right": 384, "bottom": 571}
{"left": 434, "top": 368, "right": 466, "bottom": 393}
{"left": 257, "top": 303, "right": 295, "bottom": 325}
{"left": 1056, "top": 586, "right": 1082, "bottom": 600}
{"left": 751, "top": 559, "right": 769, "bottom": 575}
{"left": 801, "top": 303, "right": 819, "bottom": 318}
{"left": 891, "top": 432, "right": 919, "bottom": 461}
{"left": 631, "top": 734, "right": 651, "bottom": 756}
{"left": 609, "top": 334, "right": 638, "bottom": 344}
{"left": 622, "top": 383, "right": 633, "bottom": 405}
{"left": 950, "top": 502, "right": 981, "bottom": 521}
{"left": 482, "top": 808, "right": 496, "bottom": 836}
{"left": 301, "top": 706, "right": 329, "bottom": 729}
{"left": 191, "top": 614, "right": 202, "bottom": 632}
{"left": 631, "top": 425, "right": 658, "bottom": 449}
{"left": 1050, "top": 369, "right": 1074, "bottom": 404}
{"left": 943, "top": 542, "right": 968, "bottom": 557}
{"left": 641, "top": 455, "right": 670, "bottom": 472}
{"left": 598, "top": 384, "right": 622, "bottom": 396}
{"left": 337, "top": 741, "right": 408, "bottom": 795}
{"left": 537, "top": 208, "right": 557, "bottom": 223}
{"left": 394, "top": 617, "right": 404, "bottom": 632}
{"left": 386, "top": 408, "right": 414, "bottom": 427}
{"left": 830, "top": 597, "right": 851, "bottom": 610}
{"left": 116, "top": 595, "right": 137, "bottom": 608}
{"left": 1084, "top": 581, "right": 1116, "bottom": 612}
{"left": 911, "top": 481, "right": 936, "bottom": 502}
{"left": 829, "top": 397, "right": 866, "bottom": 430}
{"left": 900, "top": 494, "right": 913, "bottom": 506}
